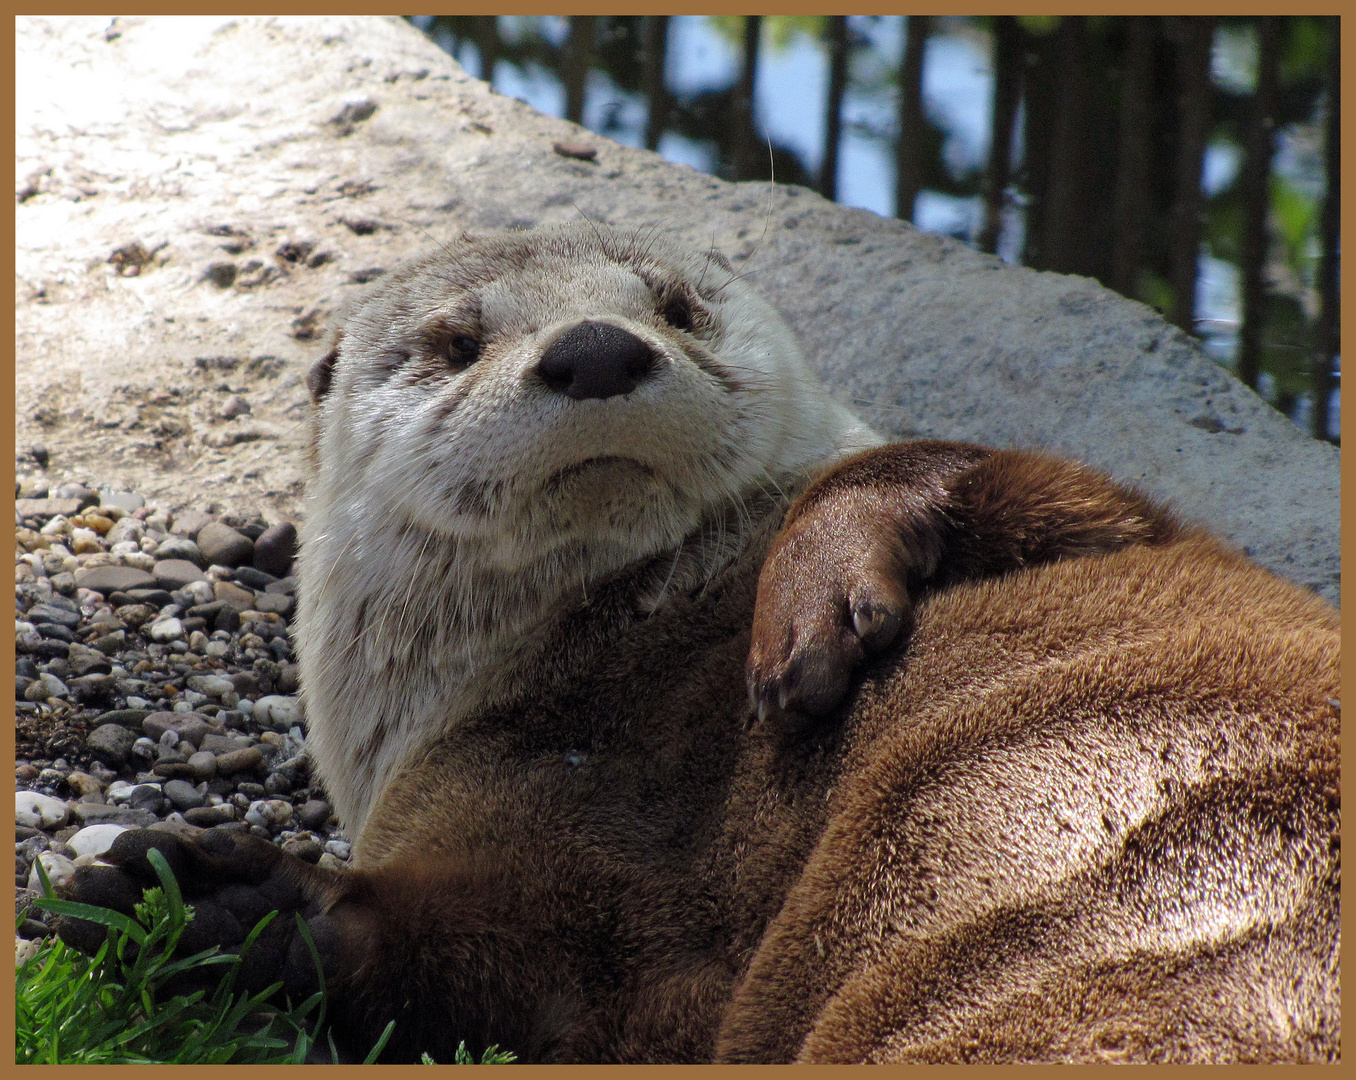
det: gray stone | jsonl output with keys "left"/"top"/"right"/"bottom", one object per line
{"left": 86, "top": 723, "right": 138, "bottom": 767}
{"left": 74, "top": 565, "right": 156, "bottom": 595}
{"left": 170, "top": 509, "right": 214, "bottom": 540}
{"left": 215, "top": 746, "right": 264, "bottom": 775}
{"left": 252, "top": 521, "right": 297, "bottom": 577}
{"left": 186, "top": 674, "right": 235, "bottom": 698}
{"left": 187, "top": 751, "right": 218, "bottom": 780}
{"left": 161, "top": 779, "right": 206, "bottom": 812}
{"left": 244, "top": 798, "right": 293, "bottom": 830}
{"left": 232, "top": 565, "right": 277, "bottom": 590}
{"left": 153, "top": 558, "right": 208, "bottom": 589}
{"left": 26, "top": 603, "right": 80, "bottom": 628}
{"left": 15, "top": 498, "right": 83, "bottom": 520}
{"left": 281, "top": 836, "right": 324, "bottom": 863}
{"left": 298, "top": 799, "right": 332, "bottom": 831}
{"left": 141, "top": 711, "right": 213, "bottom": 747}
{"left": 154, "top": 538, "right": 204, "bottom": 566}
{"left": 253, "top": 591, "right": 295, "bottom": 617}
{"left": 214, "top": 580, "right": 257, "bottom": 613}
{"left": 95, "top": 708, "right": 152, "bottom": 728}
{"left": 182, "top": 805, "right": 236, "bottom": 827}
{"left": 66, "top": 642, "right": 113, "bottom": 676}
{"left": 200, "top": 732, "right": 252, "bottom": 754}
{"left": 39, "top": 673, "right": 69, "bottom": 698}
{"left": 105, "top": 517, "right": 145, "bottom": 546}
{"left": 52, "top": 484, "right": 99, "bottom": 507}
{"left": 197, "top": 522, "right": 254, "bottom": 568}
{"left": 70, "top": 803, "right": 158, "bottom": 827}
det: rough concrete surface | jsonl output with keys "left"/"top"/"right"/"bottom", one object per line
{"left": 15, "top": 16, "right": 1338, "bottom": 601}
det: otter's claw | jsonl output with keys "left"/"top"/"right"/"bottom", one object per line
{"left": 747, "top": 508, "right": 910, "bottom": 740}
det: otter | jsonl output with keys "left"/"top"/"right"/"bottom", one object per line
{"left": 62, "top": 224, "right": 1340, "bottom": 1064}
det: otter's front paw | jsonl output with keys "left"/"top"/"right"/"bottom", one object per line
{"left": 58, "top": 828, "right": 345, "bottom": 1000}
{"left": 748, "top": 505, "right": 909, "bottom": 740}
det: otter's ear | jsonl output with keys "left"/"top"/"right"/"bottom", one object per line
{"left": 307, "top": 333, "right": 340, "bottom": 404}
{"left": 705, "top": 248, "right": 734, "bottom": 274}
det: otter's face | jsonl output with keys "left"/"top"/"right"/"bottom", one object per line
{"left": 308, "top": 223, "right": 842, "bottom": 570}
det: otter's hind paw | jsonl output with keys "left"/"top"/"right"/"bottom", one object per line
{"left": 58, "top": 828, "right": 344, "bottom": 1000}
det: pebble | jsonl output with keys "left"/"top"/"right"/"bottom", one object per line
{"left": 149, "top": 617, "right": 185, "bottom": 643}
{"left": 86, "top": 723, "right": 138, "bottom": 767}
{"left": 73, "top": 565, "right": 157, "bottom": 594}
{"left": 14, "top": 485, "right": 350, "bottom": 911}
{"left": 181, "top": 753, "right": 213, "bottom": 781}
{"left": 65, "top": 771, "right": 104, "bottom": 796}
{"left": 67, "top": 823, "right": 129, "bottom": 858}
{"left": 253, "top": 694, "right": 303, "bottom": 730}
{"left": 215, "top": 746, "right": 265, "bottom": 775}
{"left": 15, "top": 791, "right": 71, "bottom": 830}
{"left": 162, "top": 779, "right": 207, "bottom": 812}
{"left": 154, "top": 538, "right": 204, "bottom": 566}
{"left": 252, "top": 522, "right": 298, "bottom": 577}
{"left": 198, "top": 522, "right": 254, "bottom": 568}
{"left": 154, "top": 559, "right": 208, "bottom": 589}
{"left": 244, "top": 799, "right": 294, "bottom": 831}
{"left": 28, "top": 852, "right": 76, "bottom": 893}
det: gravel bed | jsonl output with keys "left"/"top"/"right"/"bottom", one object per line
{"left": 14, "top": 476, "right": 347, "bottom": 949}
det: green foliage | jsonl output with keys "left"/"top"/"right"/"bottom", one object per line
{"left": 1269, "top": 174, "right": 1320, "bottom": 282}
{"left": 16, "top": 852, "right": 477, "bottom": 1065}
{"left": 1016, "top": 16, "right": 1060, "bottom": 36}
{"left": 420, "top": 1042, "right": 518, "bottom": 1064}
{"left": 708, "top": 15, "right": 825, "bottom": 51}
{"left": 17, "top": 850, "right": 316, "bottom": 1064}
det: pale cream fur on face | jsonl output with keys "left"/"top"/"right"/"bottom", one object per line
{"left": 296, "top": 223, "right": 880, "bottom": 838}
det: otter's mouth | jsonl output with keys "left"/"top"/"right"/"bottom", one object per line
{"left": 543, "top": 456, "right": 655, "bottom": 493}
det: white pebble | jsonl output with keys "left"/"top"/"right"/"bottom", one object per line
{"left": 183, "top": 580, "right": 215, "bottom": 605}
{"left": 244, "top": 799, "right": 294, "bottom": 829}
{"left": 150, "top": 617, "right": 184, "bottom": 642}
{"left": 28, "top": 851, "right": 76, "bottom": 893}
{"left": 324, "top": 839, "right": 351, "bottom": 860}
{"left": 121, "top": 551, "right": 156, "bottom": 571}
{"left": 254, "top": 695, "right": 304, "bottom": 729}
{"left": 15, "top": 790, "right": 71, "bottom": 829}
{"left": 17, "top": 937, "right": 42, "bottom": 967}
{"left": 39, "top": 515, "right": 70, "bottom": 537}
{"left": 67, "top": 823, "right": 129, "bottom": 858}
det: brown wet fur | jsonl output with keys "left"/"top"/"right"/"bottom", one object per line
{"left": 61, "top": 441, "right": 1340, "bottom": 1063}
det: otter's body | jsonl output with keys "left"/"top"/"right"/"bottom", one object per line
{"left": 63, "top": 225, "right": 1340, "bottom": 1063}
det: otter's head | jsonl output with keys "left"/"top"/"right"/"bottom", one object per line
{"left": 307, "top": 223, "right": 873, "bottom": 571}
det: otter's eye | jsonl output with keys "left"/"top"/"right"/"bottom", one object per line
{"left": 446, "top": 335, "right": 481, "bottom": 369}
{"left": 660, "top": 293, "right": 696, "bottom": 333}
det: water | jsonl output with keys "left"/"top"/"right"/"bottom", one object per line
{"left": 416, "top": 16, "right": 1335, "bottom": 438}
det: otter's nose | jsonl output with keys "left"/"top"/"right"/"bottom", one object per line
{"left": 536, "top": 321, "right": 660, "bottom": 400}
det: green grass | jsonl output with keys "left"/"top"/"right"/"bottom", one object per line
{"left": 16, "top": 851, "right": 513, "bottom": 1064}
